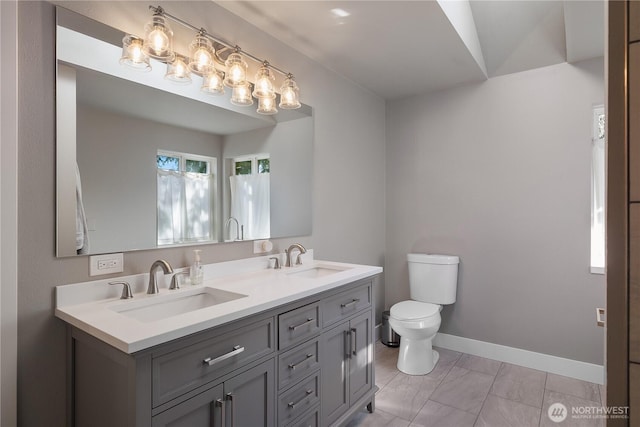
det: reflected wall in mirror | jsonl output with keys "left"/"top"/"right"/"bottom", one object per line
{"left": 56, "top": 7, "right": 313, "bottom": 257}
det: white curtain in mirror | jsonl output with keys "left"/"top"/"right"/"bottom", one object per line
{"left": 157, "top": 170, "right": 213, "bottom": 245}
{"left": 229, "top": 174, "right": 270, "bottom": 240}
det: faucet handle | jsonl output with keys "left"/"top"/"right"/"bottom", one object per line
{"left": 170, "top": 271, "right": 189, "bottom": 290}
{"left": 109, "top": 281, "right": 133, "bottom": 299}
{"left": 269, "top": 257, "right": 281, "bottom": 269}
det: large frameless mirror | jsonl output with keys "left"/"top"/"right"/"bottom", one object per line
{"left": 55, "top": 6, "right": 313, "bottom": 257}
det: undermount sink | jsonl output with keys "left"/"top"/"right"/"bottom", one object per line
{"left": 111, "top": 287, "right": 247, "bottom": 323}
{"left": 287, "top": 264, "right": 351, "bottom": 279}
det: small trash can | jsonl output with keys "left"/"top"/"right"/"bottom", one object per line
{"left": 381, "top": 310, "right": 400, "bottom": 347}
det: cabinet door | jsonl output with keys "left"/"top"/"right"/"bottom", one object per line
{"left": 321, "top": 323, "right": 350, "bottom": 426}
{"left": 224, "top": 359, "right": 276, "bottom": 427}
{"left": 349, "top": 311, "right": 373, "bottom": 404}
{"left": 152, "top": 383, "right": 224, "bottom": 427}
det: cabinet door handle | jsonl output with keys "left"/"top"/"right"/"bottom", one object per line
{"left": 288, "top": 353, "right": 314, "bottom": 370}
{"left": 214, "top": 398, "right": 225, "bottom": 427}
{"left": 226, "top": 393, "right": 235, "bottom": 427}
{"left": 287, "top": 389, "right": 313, "bottom": 410}
{"left": 289, "top": 317, "right": 314, "bottom": 331}
{"left": 203, "top": 345, "right": 245, "bottom": 366}
{"left": 351, "top": 327, "right": 357, "bottom": 356}
{"left": 344, "top": 330, "right": 351, "bottom": 359}
{"left": 340, "top": 298, "right": 360, "bottom": 309}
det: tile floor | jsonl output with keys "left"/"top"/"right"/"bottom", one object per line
{"left": 345, "top": 342, "right": 606, "bottom": 427}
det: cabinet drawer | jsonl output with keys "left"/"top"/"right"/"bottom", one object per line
{"left": 278, "top": 339, "right": 320, "bottom": 390}
{"left": 279, "top": 303, "right": 321, "bottom": 349}
{"left": 278, "top": 373, "right": 320, "bottom": 425}
{"left": 322, "top": 283, "right": 371, "bottom": 327}
{"left": 153, "top": 316, "right": 274, "bottom": 407}
{"left": 286, "top": 405, "right": 319, "bottom": 427}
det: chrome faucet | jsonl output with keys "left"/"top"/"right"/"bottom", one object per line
{"left": 225, "top": 217, "right": 241, "bottom": 241}
{"left": 148, "top": 259, "right": 173, "bottom": 294}
{"left": 285, "top": 243, "right": 307, "bottom": 267}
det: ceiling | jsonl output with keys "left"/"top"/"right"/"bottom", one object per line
{"left": 216, "top": 0, "right": 604, "bottom": 100}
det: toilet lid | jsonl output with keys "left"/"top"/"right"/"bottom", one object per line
{"left": 391, "top": 301, "right": 440, "bottom": 320}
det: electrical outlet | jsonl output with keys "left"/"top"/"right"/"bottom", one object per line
{"left": 253, "top": 240, "right": 273, "bottom": 254}
{"left": 89, "top": 253, "right": 124, "bottom": 276}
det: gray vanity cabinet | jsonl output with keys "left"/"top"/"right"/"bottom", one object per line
{"left": 66, "top": 276, "right": 377, "bottom": 427}
{"left": 152, "top": 359, "right": 275, "bottom": 427}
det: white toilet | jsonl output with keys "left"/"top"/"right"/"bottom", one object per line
{"left": 388, "top": 253, "right": 459, "bottom": 375}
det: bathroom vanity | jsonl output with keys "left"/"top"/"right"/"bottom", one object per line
{"left": 56, "top": 256, "right": 381, "bottom": 427}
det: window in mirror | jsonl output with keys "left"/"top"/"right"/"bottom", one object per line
{"left": 157, "top": 150, "right": 216, "bottom": 245}
{"left": 229, "top": 154, "right": 270, "bottom": 240}
{"left": 591, "top": 105, "right": 605, "bottom": 274}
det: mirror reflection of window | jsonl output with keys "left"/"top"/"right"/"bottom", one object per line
{"left": 229, "top": 154, "right": 270, "bottom": 240}
{"left": 157, "top": 150, "right": 216, "bottom": 245}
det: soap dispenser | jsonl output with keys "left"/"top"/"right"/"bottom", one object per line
{"left": 190, "top": 249, "right": 203, "bottom": 285}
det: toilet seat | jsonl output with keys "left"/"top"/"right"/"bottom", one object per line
{"left": 390, "top": 301, "right": 440, "bottom": 321}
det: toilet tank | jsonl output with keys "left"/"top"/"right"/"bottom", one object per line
{"left": 408, "top": 253, "right": 459, "bottom": 304}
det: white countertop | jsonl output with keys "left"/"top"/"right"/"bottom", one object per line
{"left": 55, "top": 255, "right": 382, "bottom": 354}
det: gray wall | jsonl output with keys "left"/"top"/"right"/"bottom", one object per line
{"left": 17, "top": 2, "right": 386, "bottom": 426}
{"left": 78, "top": 104, "right": 224, "bottom": 253}
{"left": 385, "top": 58, "right": 606, "bottom": 365}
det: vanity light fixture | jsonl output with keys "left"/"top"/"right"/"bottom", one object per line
{"left": 120, "top": 35, "right": 151, "bottom": 71}
{"left": 120, "top": 5, "right": 302, "bottom": 114}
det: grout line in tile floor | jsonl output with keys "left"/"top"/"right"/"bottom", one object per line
{"left": 345, "top": 341, "right": 605, "bottom": 427}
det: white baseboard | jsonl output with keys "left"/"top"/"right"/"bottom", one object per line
{"left": 433, "top": 333, "right": 605, "bottom": 385}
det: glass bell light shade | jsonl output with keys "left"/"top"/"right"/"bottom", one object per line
{"left": 143, "top": 14, "right": 175, "bottom": 61}
{"left": 223, "top": 52, "right": 248, "bottom": 88}
{"left": 201, "top": 68, "right": 225, "bottom": 95}
{"left": 188, "top": 33, "right": 214, "bottom": 75}
{"left": 230, "top": 81, "right": 254, "bottom": 106}
{"left": 257, "top": 95, "right": 278, "bottom": 115}
{"left": 252, "top": 64, "right": 275, "bottom": 98}
{"left": 279, "top": 75, "right": 301, "bottom": 109}
{"left": 165, "top": 55, "right": 192, "bottom": 85}
{"left": 120, "top": 35, "right": 151, "bottom": 71}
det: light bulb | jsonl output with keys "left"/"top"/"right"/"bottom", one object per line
{"left": 165, "top": 55, "right": 192, "bottom": 85}
{"left": 224, "top": 53, "right": 248, "bottom": 87}
{"left": 143, "top": 14, "right": 174, "bottom": 61}
{"left": 253, "top": 64, "right": 275, "bottom": 98}
{"left": 257, "top": 95, "right": 277, "bottom": 115}
{"left": 231, "top": 82, "right": 253, "bottom": 106}
{"left": 150, "top": 28, "right": 169, "bottom": 53}
{"left": 189, "top": 33, "right": 215, "bottom": 75}
{"left": 279, "top": 75, "right": 301, "bottom": 109}
{"left": 202, "top": 69, "right": 224, "bottom": 95}
{"left": 120, "top": 35, "right": 151, "bottom": 71}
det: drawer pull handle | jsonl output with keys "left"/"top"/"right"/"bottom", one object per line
{"left": 340, "top": 298, "right": 360, "bottom": 309}
{"left": 287, "top": 389, "right": 313, "bottom": 409}
{"left": 203, "top": 345, "right": 245, "bottom": 366}
{"left": 288, "top": 353, "right": 314, "bottom": 370}
{"left": 289, "top": 317, "right": 314, "bottom": 331}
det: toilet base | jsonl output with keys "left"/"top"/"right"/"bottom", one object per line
{"left": 396, "top": 337, "right": 439, "bottom": 375}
